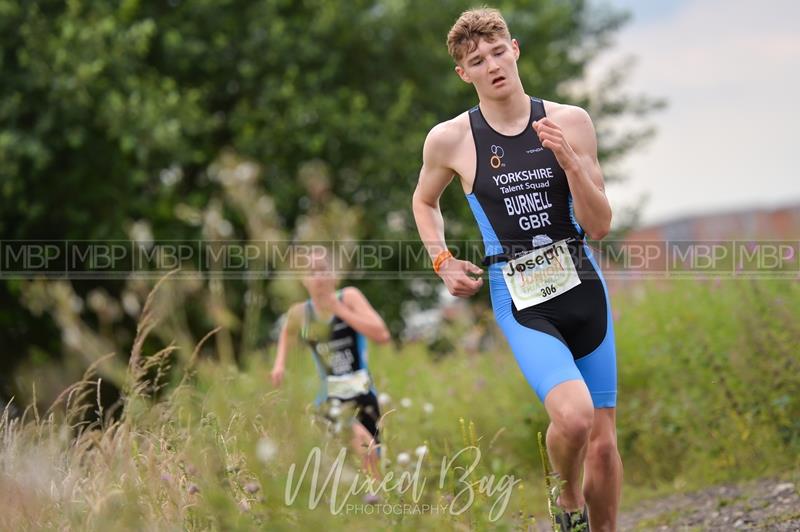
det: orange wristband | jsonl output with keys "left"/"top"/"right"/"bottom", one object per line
{"left": 432, "top": 250, "right": 453, "bottom": 273}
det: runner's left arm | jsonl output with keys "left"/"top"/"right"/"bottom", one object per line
{"left": 334, "top": 287, "right": 391, "bottom": 344}
{"left": 532, "top": 108, "right": 612, "bottom": 240}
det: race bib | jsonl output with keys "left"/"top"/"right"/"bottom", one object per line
{"left": 502, "top": 239, "right": 581, "bottom": 310}
{"left": 326, "top": 368, "right": 371, "bottom": 400}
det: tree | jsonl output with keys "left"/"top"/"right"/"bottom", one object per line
{"left": 0, "top": 0, "right": 660, "bottom": 396}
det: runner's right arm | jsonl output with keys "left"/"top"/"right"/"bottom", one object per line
{"left": 271, "top": 303, "right": 302, "bottom": 387}
{"left": 412, "top": 124, "right": 484, "bottom": 297}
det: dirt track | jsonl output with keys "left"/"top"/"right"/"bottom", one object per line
{"left": 533, "top": 475, "right": 799, "bottom": 531}
{"left": 617, "top": 476, "right": 800, "bottom": 531}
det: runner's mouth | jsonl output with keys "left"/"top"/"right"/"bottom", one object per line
{"left": 492, "top": 76, "right": 506, "bottom": 86}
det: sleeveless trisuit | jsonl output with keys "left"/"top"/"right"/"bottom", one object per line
{"left": 301, "top": 290, "right": 382, "bottom": 439}
{"left": 465, "top": 96, "right": 617, "bottom": 408}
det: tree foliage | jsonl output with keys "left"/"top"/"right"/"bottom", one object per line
{"left": 0, "top": 0, "right": 660, "bottom": 391}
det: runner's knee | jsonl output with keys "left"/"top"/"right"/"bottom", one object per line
{"left": 551, "top": 407, "right": 594, "bottom": 443}
{"left": 586, "top": 434, "right": 618, "bottom": 464}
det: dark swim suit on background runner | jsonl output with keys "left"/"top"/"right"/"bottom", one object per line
{"left": 465, "top": 96, "right": 617, "bottom": 408}
{"left": 301, "top": 290, "right": 381, "bottom": 441}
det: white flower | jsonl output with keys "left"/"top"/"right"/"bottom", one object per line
{"left": 415, "top": 445, "right": 428, "bottom": 457}
{"left": 387, "top": 211, "right": 406, "bottom": 232}
{"left": 330, "top": 398, "right": 341, "bottom": 407}
{"left": 121, "top": 291, "right": 140, "bottom": 317}
{"left": 129, "top": 220, "right": 154, "bottom": 249}
{"left": 400, "top": 397, "right": 412, "bottom": 408}
{"left": 159, "top": 165, "right": 183, "bottom": 187}
{"left": 217, "top": 219, "right": 234, "bottom": 237}
{"left": 257, "top": 195, "right": 274, "bottom": 215}
{"left": 378, "top": 393, "right": 391, "bottom": 406}
{"left": 235, "top": 162, "right": 259, "bottom": 184}
{"left": 328, "top": 405, "right": 342, "bottom": 419}
{"left": 63, "top": 326, "right": 81, "bottom": 349}
{"left": 396, "top": 452, "right": 411, "bottom": 466}
{"left": 256, "top": 436, "right": 278, "bottom": 463}
{"left": 87, "top": 289, "right": 108, "bottom": 313}
{"left": 69, "top": 295, "right": 84, "bottom": 314}
{"left": 423, "top": 402, "right": 434, "bottom": 415}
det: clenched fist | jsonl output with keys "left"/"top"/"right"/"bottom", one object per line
{"left": 532, "top": 118, "right": 579, "bottom": 173}
{"left": 437, "top": 257, "right": 484, "bottom": 297}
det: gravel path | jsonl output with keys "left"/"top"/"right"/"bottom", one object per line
{"left": 618, "top": 476, "right": 800, "bottom": 531}
{"left": 534, "top": 475, "right": 799, "bottom": 531}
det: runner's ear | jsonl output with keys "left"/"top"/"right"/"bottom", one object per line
{"left": 454, "top": 64, "right": 471, "bottom": 83}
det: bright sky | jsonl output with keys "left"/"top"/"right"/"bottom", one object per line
{"left": 590, "top": 0, "right": 800, "bottom": 226}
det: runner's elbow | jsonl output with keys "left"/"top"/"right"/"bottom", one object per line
{"left": 587, "top": 222, "right": 610, "bottom": 241}
{"left": 412, "top": 187, "right": 437, "bottom": 211}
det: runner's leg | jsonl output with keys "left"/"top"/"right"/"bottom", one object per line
{"left": 350, "top": 421, "right": 381, "bottom": 480}
{"left": 543, "top": 380, "right": 594, "bottom": 511}
{"left": 582, "top": 407, "right": 622, "bottom": 532}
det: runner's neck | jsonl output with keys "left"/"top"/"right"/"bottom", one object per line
{"left": 477, "top": 91, "right": 531, "bottom": 135}
{"left": 309, "top": 292, "right": 337, "bottom": 322}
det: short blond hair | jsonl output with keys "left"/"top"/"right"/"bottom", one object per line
{"left": 447, "top": 7, "right": 511, "bottom": 63}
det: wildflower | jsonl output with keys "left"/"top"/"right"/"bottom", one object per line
{"left": 121, "top": 291, "right": 141, "bottom": 317}
{"left": 423, "top": 402, "right": 434, "bottom": 414}
{"left": 397, "top": 452, "right": 411, "bottom": 466}
{"left": 70, "top": 295, "right": 84, "bottom": 313}
{"left": 256, "top": 436, "right": 278, "bottom": 463}
{"left": 218, "top": 219, "right": 234, "bottom": 237}
{"left": 378, "top": 393, "right": 391, "bottom": 406}
{"left": 363, "top": 492, "right": 381, "bottom": 504}
{"left": 244, "top": 482, "right": 260, "bottom": 494}
{"left": 159, "top": 165, "right": 183, "bottom": 187}
{"left": 400, "top": 397, "right": 412, "bottom": 408}
{"left": 238, "top": 499, "right": 251, "bottom": 512}
{"left": 129, "top": 220, "right": 154, "bottom": 249}
{"left": 328, "top": 405, "right": 342, "bottom": 419}
{"left": 87, "top": 289, "right": 108, "bottom": 313}
{"left": 63, "top": 326, "right": 81, "bottom": 349}
{"left": 415, "top": 445, "right": 428, "bottom": 457}
{"left": 257, "top": 195, "right": 275, "bottom": 215}
{"left": 187, "top": 483, "right": 200, "bottom": 494}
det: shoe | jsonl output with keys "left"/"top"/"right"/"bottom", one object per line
{"left": 554, "top": 505, "right": 589, "bottom": 531}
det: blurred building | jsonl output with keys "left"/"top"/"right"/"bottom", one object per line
{"left": 624, "top": 203, "right": 800, "bottom": 241}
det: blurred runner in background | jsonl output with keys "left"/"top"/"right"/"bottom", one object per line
{"left": 271, "top": 249, "right": 391, "bottom": 484}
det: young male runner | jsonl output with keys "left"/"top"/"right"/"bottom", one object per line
{"left": 412, "top": 8, "right": 621, "bottom": 531}
{"left": 270, "top": 252, "right": 391, "bottom": 481}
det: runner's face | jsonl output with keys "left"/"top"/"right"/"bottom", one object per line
{"left": 302, "top": 267, "right": 337, "bottom": 297}
{"left": 456, "top": 37, "right": 520, "bottom": 98}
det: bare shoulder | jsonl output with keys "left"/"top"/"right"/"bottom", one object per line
{"left": 341, "top": 285, "right": 372, "bottom": 306}
{"left": 542, "top": 100, "right": 594, "bottom": 131}
{"left": 425, "top": 112, "right": 471, "bottom": 152}
{"left": 286, "top": 302, "right": 305, "bottom": 325}
{"left": 341, "top": 285, "right": 362, "bottom": 300}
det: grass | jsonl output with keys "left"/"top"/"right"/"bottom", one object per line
{"left": 0, "top": 278, "right": 798, "bottom": 530}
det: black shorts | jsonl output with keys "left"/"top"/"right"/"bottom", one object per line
{"left": 320, "top": 392, "right": 381, "bottom": 442}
